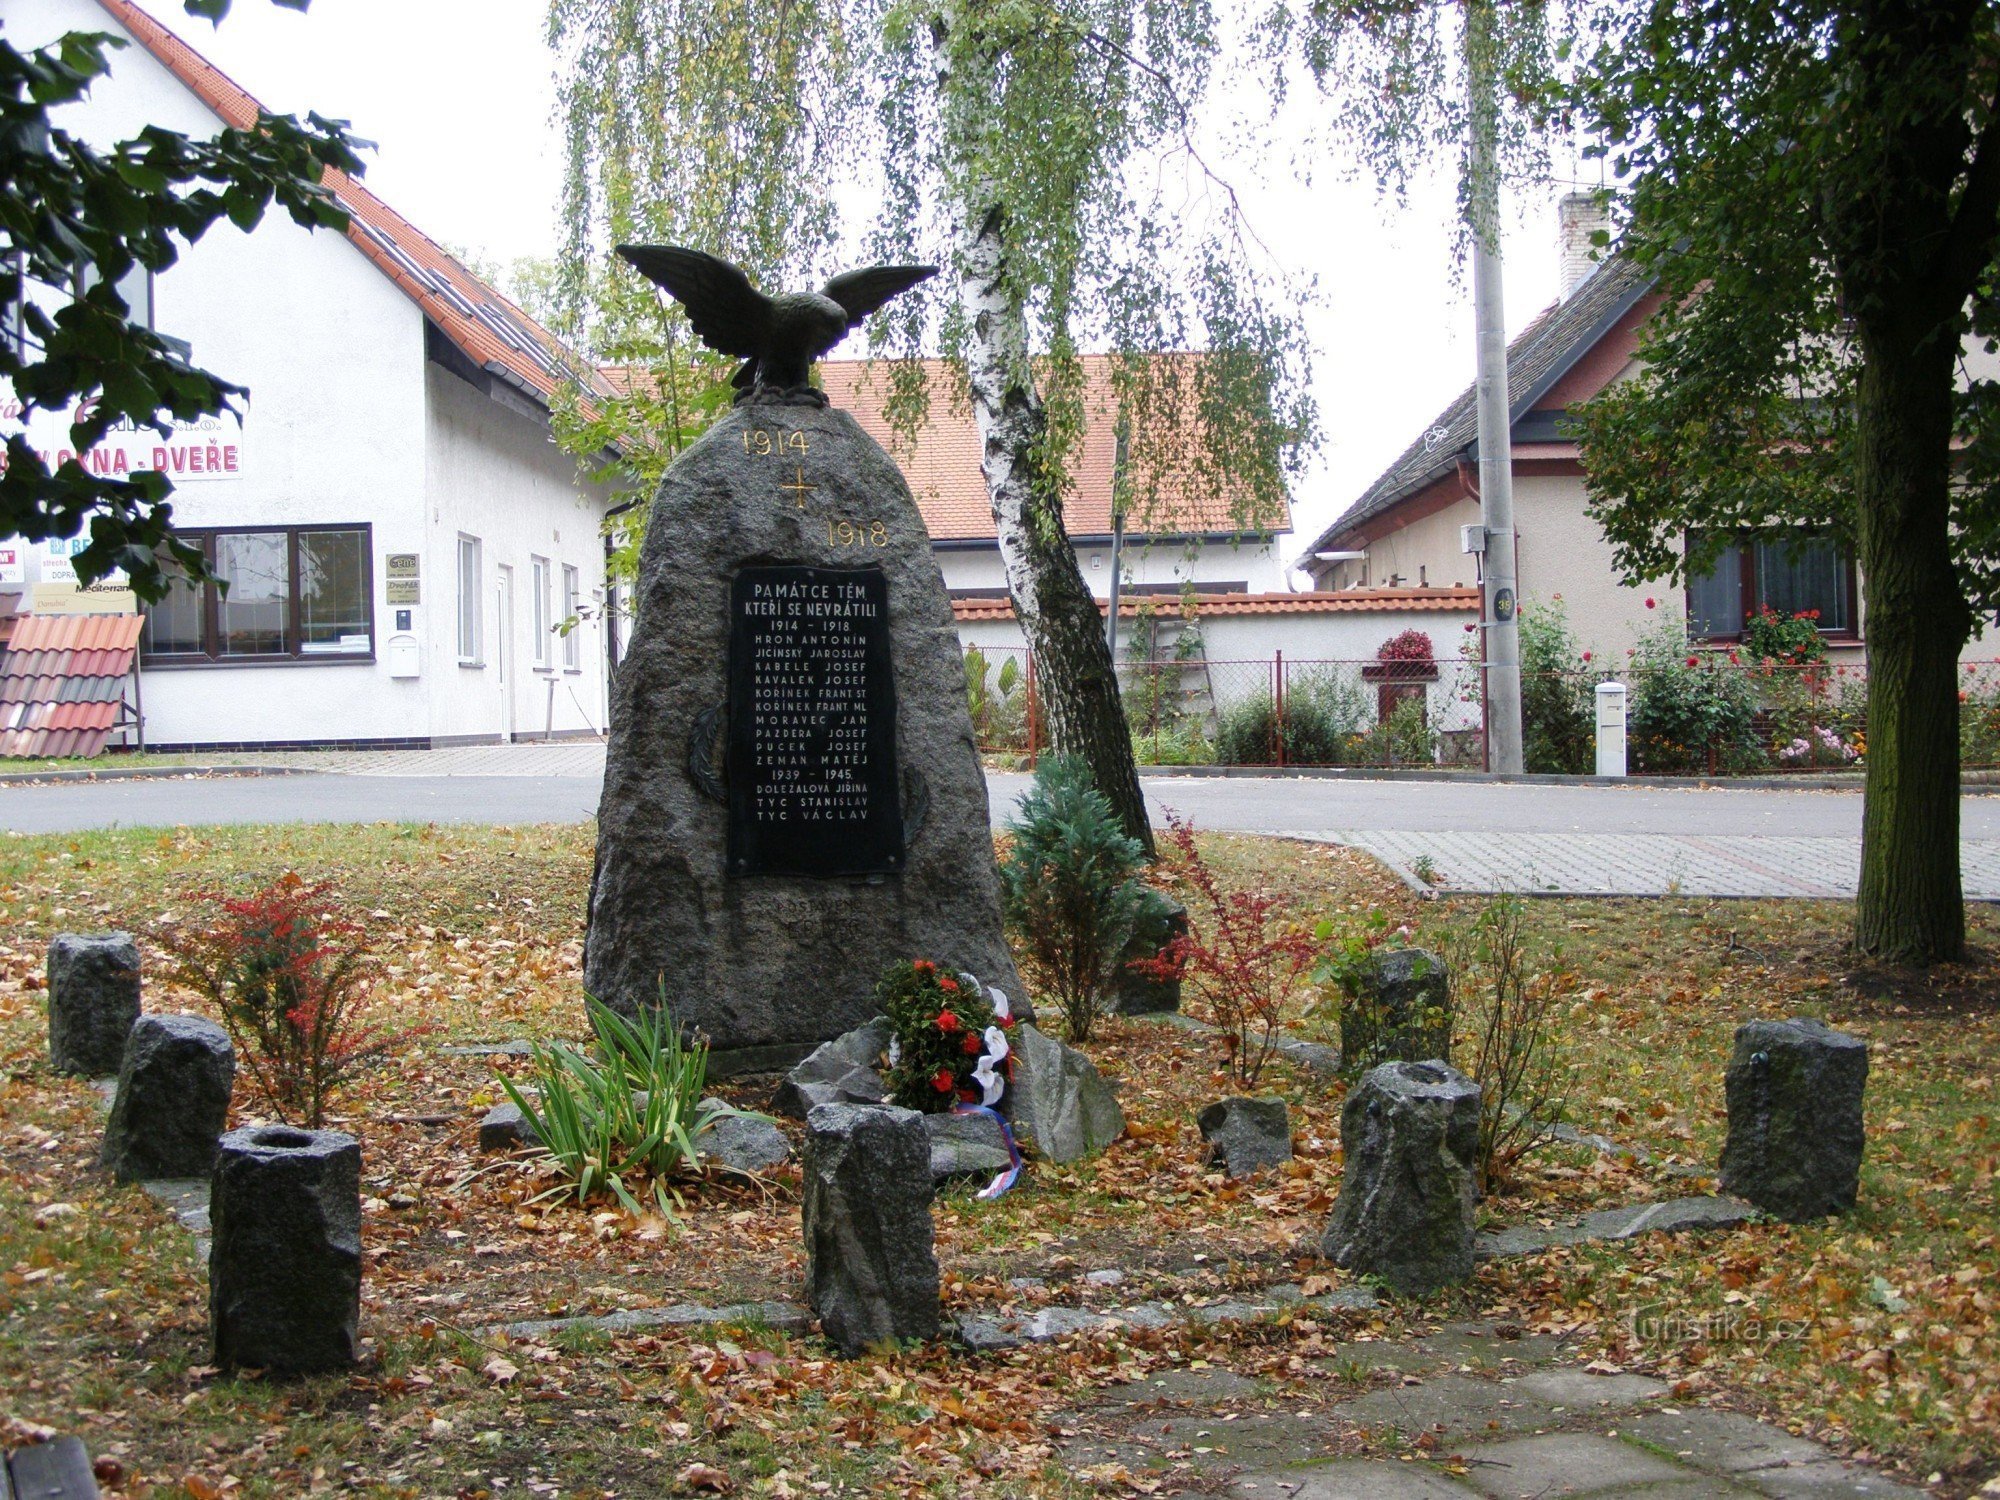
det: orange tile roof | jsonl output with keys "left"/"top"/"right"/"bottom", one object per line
{"left": 951, "top": 587, "right": 1479, "bottom": 623}
{"left": 93, "top": 0, "right": 609, "bottom": 412}
{"left": 0, "top": 613, "right": 145, "bottom": 758}
{"left": 606, "top": 355, "right": 1295, "bottom": 545}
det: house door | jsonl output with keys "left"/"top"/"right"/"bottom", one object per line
{"left": 496, "top": 566, "right": 516, "bottom": 743}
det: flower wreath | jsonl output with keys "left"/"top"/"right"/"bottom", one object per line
{"left": 879, "top": 958, "right": 1018, "bottom": 1113}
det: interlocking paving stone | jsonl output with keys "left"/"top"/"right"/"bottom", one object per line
{"left": 1455, "top": 1432, "right": 1696, "bottom": 1497}
{"left": 1330, "top": 1375, "right": 1557, "bottom": 1440}
{"left": 1742, "top": 1461, "right": 1930, "bottom": 1499}
{"left": 1502, "top": 1370, "right": 1668, "bottom": 1410}
{"left": 1622, "top": 1409, "right": 1829, "bottom": 1474}
{"left": 1231, "top": 1460, "right": 1480, "bottom": 1497}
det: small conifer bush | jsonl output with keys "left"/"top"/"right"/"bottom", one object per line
{"left": 998, "top": 755, "right": 1167, "bottom": 1042}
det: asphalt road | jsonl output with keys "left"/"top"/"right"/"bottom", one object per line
{"left": 3, "top": 765, "right": 1992, "bottom": 840}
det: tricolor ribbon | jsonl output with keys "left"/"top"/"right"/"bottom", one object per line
{"left": 952, "top": 1102, "right": 1023, "bottom": 1200}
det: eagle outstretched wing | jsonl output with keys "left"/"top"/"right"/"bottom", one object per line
{"left": 823, "top": 265, "right": 938, "bottom": 329}
{"left": 616, "top": 245, "right": 771, "bottom": 359}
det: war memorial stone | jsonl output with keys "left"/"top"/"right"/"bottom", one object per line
{"left": 100, "top": 1013, "right": 235, "bottom": 1182}
{"left": 1718, "top": 1016, "right": 1868, "bottom": 1221}
{"left": 586, "top": 399, "right": 1024, "bottom": 1072}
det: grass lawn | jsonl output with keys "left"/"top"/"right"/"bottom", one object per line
{"left": 1, "top": 823, "right": 1995, "bottom": 1497}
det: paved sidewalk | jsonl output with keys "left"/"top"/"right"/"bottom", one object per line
{"left": 1326, "top": 828, "right": 2000, "bottom": 901}
{"left": 1063, "top": 1320, "right": 1924, "bottom": 1498}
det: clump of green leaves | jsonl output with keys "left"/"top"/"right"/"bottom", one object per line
{"left": 999, "top": 755, "right": 1167, "bottom": 1043}
{"left": 503, "top": 994, "right": 747, "bottom": 1216}
{"left": 1627, "top": 618, "right": 1760, "bottom": 773}
{"left": 1519, "top": 596, "right": 1597, "bottom": 774}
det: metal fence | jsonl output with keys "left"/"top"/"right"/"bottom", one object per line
{"left": 962, "top": 645, "right": 2000, "bottom": 774}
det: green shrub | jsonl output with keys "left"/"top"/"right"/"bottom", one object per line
{"left": 878, "top": 959, "right": 1010, "bottom": 1109}
{"left": 1627, "top": 621, "right": 1761, "bottom": 772}
{"left": 999, "top": 755, "right": 1166, "bottom": 1042}
{"left": 1214, "top": 670, "right": 1370, "bottom": 765}
{"left": 503, "top": 994, "right": 747, "bottom": 1216}
{"left": 1963, "top": 671, "right": 2000, "bottom": 765}
{"left": 1132, "top": 719, "right": 1217, "bottom": 765}
{"left": 1518, "top": 596, "right": 1596, "bottom": 774}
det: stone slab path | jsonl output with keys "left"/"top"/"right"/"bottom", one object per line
{"left": 1061, "top": 1320, "right": 1926, "bottom": 1499}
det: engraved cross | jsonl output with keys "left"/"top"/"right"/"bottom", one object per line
{"left": 779, "top": 465, "right": 817, "bottom": 510}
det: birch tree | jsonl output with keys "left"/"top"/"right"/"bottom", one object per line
{"left": 869, "top": 0, "right": 1313, "bottom": 853}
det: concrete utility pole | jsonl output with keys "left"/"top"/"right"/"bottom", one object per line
{"left": 1467, "top": 0, "right": 1523, "bottom": 774}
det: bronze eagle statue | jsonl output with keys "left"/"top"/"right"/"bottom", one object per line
{"left": 616, "top": 245, "right": 936, "bottom": 405}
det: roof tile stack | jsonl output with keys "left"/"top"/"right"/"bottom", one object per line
{"left": 0, "top": 615, "right": 145, "bottom": 759}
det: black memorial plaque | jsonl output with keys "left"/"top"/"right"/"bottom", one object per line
{"left": 725, "top": 565, "right": 902, "bottom": 877}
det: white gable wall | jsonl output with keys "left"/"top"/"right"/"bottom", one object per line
{"left": 423, "top": 366, "right": 611, "bottom": 742}
{"left": 13, "top": 0, "right": 616, "bottom": 747}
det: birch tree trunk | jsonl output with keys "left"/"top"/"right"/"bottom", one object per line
{"left": 938, "top": 23, "right": 1154, "bottom": 856}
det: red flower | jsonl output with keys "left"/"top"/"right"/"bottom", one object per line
{"left": 1463, "top": 621, "right": 1477, "bottom": 633}
{"left": 957, "top": 1085, "right": 980, "bottom": 1103}
{"left": 999, "top": 1013, "right": 1017, "bottom": 1029}
{"left": 962, "top": 1033, "right": 983, "bottom": 1056}
{"left": 935, "top": 1009, "right": 961, "bottom": 1033}
{"left": 1727, "top": 650, "right": 1739, "bottom": 664}
{"left": 931, "top": 1068, "right": 955, "bottom": 1093}
{"left": 937, "top": 976, "right": 960, "bottom": 994}
{"left": 1685, "top": 655, "right": 1700, "bottom": 667}
{"left": 1645, "top": 597, "right": 1657, "bottom": 609}
{"left": 1581, "top": 651, "right": 1592, "bottom": 662}
{"left": 912, "top": 959, "right": 936, "bottom": 975}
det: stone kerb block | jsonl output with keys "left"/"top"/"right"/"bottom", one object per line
{"left": 1321, "top": 1060, "right": 1481, "bottom": 1296}
{"left": 46, "top": 932, "right": 142, "bottom": 1076}
{"left": 1196, "top": 1096, "right": 1293, "bottom": 1178}
{"left": 802, "top": 1103, "right": 939, "bottom": 1356}
{"left": 1340, "top": 948, "right": 1452, "bottom": 1077}
{"left": 1718, "top": 1017, "right": 1868, "bottom": 1222}
{"left": 210, "top": 1125, "right": 362, "bottom": 1375}
{"left": 100, "top": 1014, "right": 235, "bottom": 1182}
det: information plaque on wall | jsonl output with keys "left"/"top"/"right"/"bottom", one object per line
{"left": 724, "top": 565, "right": 902, "bottom": 877}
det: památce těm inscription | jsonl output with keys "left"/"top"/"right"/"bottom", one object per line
{"left": 726, "top": 565, "right": 901, "bottom": 877}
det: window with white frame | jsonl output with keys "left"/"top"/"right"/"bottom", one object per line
{"left": 561, "top": 564, "right": 582, "bottom": 670}
{"left": 456, "top": 535, "right": 482, "bottom": 663}
{"left": 530, "top": 555, "right": 552, "bottom": 668}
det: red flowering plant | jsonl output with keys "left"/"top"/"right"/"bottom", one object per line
{"left": 161, "top": 872, "right": 405, "bottom": 1127}
{"left": 1365, "top": 628, "right": 1439, "bottom": 681}
{"left": 1131, "top": 812, "right": 1324, "bottom": 1085}
{"left": 877, "top": 958, "right": 1013, "bottom": 1113}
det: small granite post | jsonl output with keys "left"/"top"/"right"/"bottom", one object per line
{"left": 1196, "top": 1097, "right": 1293, "bottom": 1178}
{"left": 1114, "top": 895, "right": 1188, "bottom": 1015}
{"left": 210, "top": 1125, "right": 362, "bottom": 1375}
{"left": 1321, "top": 1060, "right": 1481, "bottom": 1296}
{"left": 46, "top": 932, "right": 142, "bottom": 1076}
{"left": 1340, "top": 948, "right": 1452, "bottom": 1077}
{"left": 802, "top": 1103, "right": 939, "bottom": 1355}
{"left": 1718, "top": 1017, "right": 1868, "bottom": 1221}
{"left": 100, "top": 1014, "right": 235, "bottom": 1182}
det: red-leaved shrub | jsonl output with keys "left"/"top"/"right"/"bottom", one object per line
{"left": 1132, "top": 812, "right": 1322, "bottom": 1084}
{"left": 162, "top": 873, "right": 396, "bottom": 1126}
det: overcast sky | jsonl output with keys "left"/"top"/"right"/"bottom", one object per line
{"left": 124, "top": 0, "right": 1576, "bottom": 575}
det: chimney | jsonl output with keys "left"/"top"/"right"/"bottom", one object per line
{"left": 1557, "top": 190, "right": 1610, "bottom": 300}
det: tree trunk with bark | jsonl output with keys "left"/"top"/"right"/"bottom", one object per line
{"left": 953, "top": 199, "right": 1154, "bottom": 856}
{"left": 935, "top": 20, "right": 1153, "bottom": 856}
{"left": 1853, "top": 309, "right": 1969, "bottom": 963}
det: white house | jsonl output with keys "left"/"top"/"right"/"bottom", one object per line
{"left": 3, "top": 0, "right": 618, "bottom": 751}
